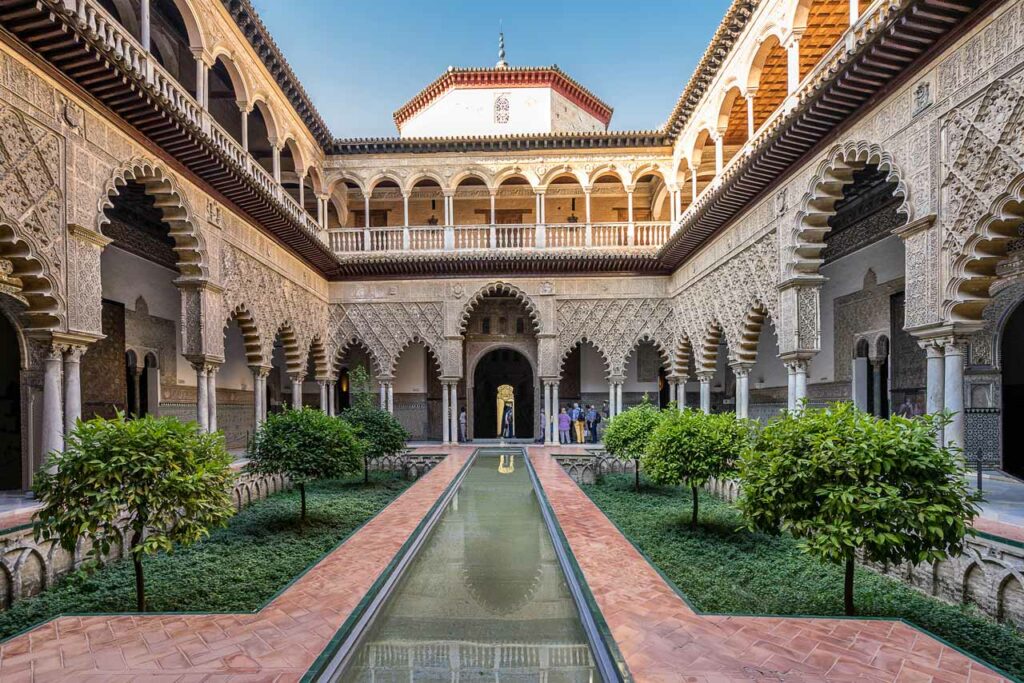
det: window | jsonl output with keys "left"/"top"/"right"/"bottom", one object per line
{"left": 482, "top": 318, "right": 491, "bottom": 334}
{"left": 494, "top": 94, "right": 510, "bottom": 124}
{"left": 515, "top": 317, "right": 525, "bottom": 334}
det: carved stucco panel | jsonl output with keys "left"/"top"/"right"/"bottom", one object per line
{"left": 328, "top": 301, "right": 445, "bottom": 376}
{"left": 556, "top": 298, "right": 676, "bottom": 377}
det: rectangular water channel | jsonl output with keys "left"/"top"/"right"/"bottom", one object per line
{"left": 315, "top": 448, "right": 621, "bottom": 682}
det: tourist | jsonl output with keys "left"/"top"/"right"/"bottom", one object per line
{"left": 586, "top": 404, "right": 600, "bottom": 443}
{"left": 572, "top": 402, "right": 585, "bottom": 444}
{"left": 558, "top": 407, "right": 571, "bottom": 444}
{"left": 458, "top": 407, "right": 467, "bottom": 442}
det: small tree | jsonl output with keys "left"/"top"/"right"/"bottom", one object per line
{"left": 602, "top": 399, "right": 663, "bottom": 490}
{"left": 33, "top": 414, "right": 235, "bottom": 612}
{"left": 737, "top": 402, "right": 981, "bottom": 616}
{"left": 343, "top": 406, "right": 409, "bottom": 483}
{"left": 643, "top": 409, "right": 751, "bottom": 529}
{"left": 248, "top": 407, "right": 363, "bottom": 524}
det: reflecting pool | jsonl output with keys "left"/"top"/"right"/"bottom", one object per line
{"left": 333, "top": 450, "right": 598, "bottom": 682}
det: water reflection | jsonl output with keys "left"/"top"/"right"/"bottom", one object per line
{"left": 336, "top": 451, "right": 596, "bottom": 682}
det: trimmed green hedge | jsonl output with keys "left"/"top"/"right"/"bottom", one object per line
{"left": 0, "top": 474, "right": 409, "bottom": 641}
{"left": 583, "top": 475, "right": 1024, "bottom": 679}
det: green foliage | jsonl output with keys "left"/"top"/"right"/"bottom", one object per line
{"left": 347, "top": 364, "right": 374, "bottom": 409}
{"left": 248, "top": 407, "right": 364, "bottom": 522}
{"left": 603, "top": 399, "right": 664, "bottom": 490}
{"left": 33, "top": 413, "right": 235, "bottom": 611}
{"left": 583, "top": 475, "right": 1023, "bottom": 679}
{"left": 0, "top": 474, "right": 408, "bottom": 639}
{"left": 643, "top": 409, "right": 752, "bottom": 527}
{"left": 737, "top": 403, "right": 981, "bottom": 614}
{"left": 341, "top": 401, "right": 409, "bottom": 459}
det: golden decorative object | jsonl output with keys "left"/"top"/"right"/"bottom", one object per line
{"left": 497, "top": 384, "right": 515, "bottom": 438}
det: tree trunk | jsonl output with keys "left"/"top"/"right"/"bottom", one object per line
{"left": 634, "top": 459, "right": 640, "bottom": 491}
{"left": 133, "top": 554, "right": 145, "bottom": 612}
{"left": 690, "top": 485, "right": 699, "bottom": 530}
{"left": 844, "top": 555, "right": 856, "bottom": 616}
{"left": 299, "top": 482, "right": 307, "bottom": 525}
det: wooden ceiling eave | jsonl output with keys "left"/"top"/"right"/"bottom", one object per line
{"left": 0, "top": 0, "right": 342, "bottom": 278}
{"left": 657, "top": 0, "right": 983, "bottom": 270}
{"left": 331, "top": 252, "right": 668, "bottom": 278}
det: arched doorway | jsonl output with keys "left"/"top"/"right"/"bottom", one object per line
{"left": 473, "top": 349, "right": 534, "bottom": 439}
{"left": 0, "top": 310, "right": 21, "bottom": 490}
{"left": 1002, "top": 302, "right": 1024, "bottom": 478}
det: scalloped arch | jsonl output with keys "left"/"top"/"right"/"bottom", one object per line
{"left": 0, "top": 216, "right": 62, "bottom": 331}
{"left": 558, "top": 337, "right": 611, "bottom": 378}
{"left": 333, "top": 335, "right": 385, "bottom": 377}
{"left": 788, "top": 141, "right": 911, "bottom": 280}
{"left": 390, "top": 336, "right": 444, "bottom": 377}
{"left": 458, "top": 282, "right": 542, "bottom": 335}
{"left": 98, "top": 158, "right": 209, "bottom": 281}
{"left": 226, "top": 304, "right": 265, "bottom": 366}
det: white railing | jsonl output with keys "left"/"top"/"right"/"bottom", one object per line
{"left": 329, "top": 222, "right": 672, "bottom": 255}
{"left": 60, "top": 0, "right": 326, "bottom": 244}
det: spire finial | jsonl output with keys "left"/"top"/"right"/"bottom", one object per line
{"left": 497, "top": 25, "right": 508, "bottom": 69}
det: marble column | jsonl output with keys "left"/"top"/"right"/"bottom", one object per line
{"left": 41, "top": 344, "right": 64, "bottom": 461}
{"left": 924, "top": 342, "right": 945, "bottom": 416}
{"left": 319, "top": 381, "right": 329, "bottom": 414}
{"left": 388, "top": 383, "right": 394, "bottom": 414}
{"left": 615, "top": 383, "right": 623, "bottom": 416}
{"left": 194, "top": 363, "right": 209, "bottom": 432}
{"left": 698, "top": 372, "right": 713, "bottom": 414}
{"left": 543, "top": 382, "right": 552, "bottom": 445}
{"left": 379, "top": 381, "right": 386, "bottom": 410}
{"left": 732, "top": 365, "right": 751, "bottom": 418}
{"left": 871, "top": 359, "right": 884, "bottom": 417}
{"left": 327, "top": 380, "right": 336, "bottom": 417}
{"left": 140, "top": 0, "right": 150, "bottom": 51}
{"left": 449, "top": 383, "right": 458, "bottom": 443}
{"left": 608, "top": 382, "right": 615, "bottom": 418}
{"left": 291, "top": 374, "right": 303, "bottom": 409}
{"left": 552, "top": 383, "right": 560, "bottom": 442}
{"left": 943, "top": 339, "right": 965, "bottom": 449}
{"left": 63, "top": 346, "right": 84, "bottom": 435}
{"left": 207, "top": 365, "right": 218, "bottom": 433}
{"left": 131, "top": 367, "right": 143, "bottom": 417}
{"left": 251, "top": 366, "right": 266, "bottom": 429}
{"left": 794, "top": 360, "right": 808, "bottom": 409}
{"left": 441, "top": 381, "right": 450, "bottom": 444}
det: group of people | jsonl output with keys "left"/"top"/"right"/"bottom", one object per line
{"left": 555, "top": 403, "right": 602, "bottom": 444}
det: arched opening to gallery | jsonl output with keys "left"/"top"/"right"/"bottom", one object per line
{"left": 0, "top": 306, "right": 23, "bottom": 491}
{"left": 1001, "top": 301, "right": 1024, "bottom": 478}
{"left": 334, "top": 342, "right": 376, "bottom": 414}
{"left": 391, "top": 341, "right": 443, "bottom": 441}
{"left": 472, "top": 348, "right": 534, "bottom": 440}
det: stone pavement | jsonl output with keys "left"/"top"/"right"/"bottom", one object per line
{"left": 0, "top": 447, "right": 475, "bottom": 682}
{"left": 527, "top": 447, "right": 1011, "bottom": 683}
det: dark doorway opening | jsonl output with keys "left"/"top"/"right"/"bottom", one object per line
{"left": 0, "top": 312, "right": 21, "bottom": 490}
{"left": 473, "top": 349, "right": 533, "bottom": 439}
{"left": 1003, "top": 302, "right": 1024, "bottom": 478}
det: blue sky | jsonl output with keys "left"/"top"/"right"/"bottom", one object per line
{"left": 250, "top": 0, "right": 733, "bottom": 139}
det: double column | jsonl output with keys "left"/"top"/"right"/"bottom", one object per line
{"left": 290, "top": 372, "right": 305, "bottom": 409}
{"left": 191, "top": 359, "right": 221, "bottom": 433}
{"left": 376, "top": 376, "right": 394, "bottom": 414}
{"left": 730, "top": 363, "right": 753, "bottom": 419}
{"left": 606, "top": 375, "right": 625, "bottom": 418}
{"left": 784, "top": 358, "right": 809, "bottom": 412}
{"left": 440, "top": 380, "right": 459, "bottom": 444}
{"left": 543, "top": 379, "right": 560, "bottom": 445}
{"left": 697, "top": 371, "right": 715, "bottom": 414}
{"left": 921, "top": 336, "right": 967, "bottom": 448}
{"left": 250, "top": 365, "right": 271, "bottom": 428}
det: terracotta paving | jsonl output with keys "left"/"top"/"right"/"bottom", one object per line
{"left": 527, "top": 447, "right": 1012, "bottom": 683}
{"left": 0, "top": 447, "right": 475, "bottom": 682}
{"left": 973, "top": 517, "right": 1024, "bottom": 545}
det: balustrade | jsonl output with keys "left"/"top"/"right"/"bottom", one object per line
{"left": 329, "top": 222, "right": 670, "bottom": 255}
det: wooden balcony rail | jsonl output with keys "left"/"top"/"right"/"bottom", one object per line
{"left": 328, "top": 222, "right": 673, "bottom": 255}
{"left": 60, "top": 0, "right": 325, "bottom": 244}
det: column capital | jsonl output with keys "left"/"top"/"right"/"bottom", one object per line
{"left": 607, "top": 374, "right": 626, "bottom": 384}
{"left": 728, "top": 362, "right": 754, "bottom": 377}
{"left": 250, "top": 364, "right": 273, "bottom": 379}
{"left": 288, "top": 372, "right": 307, "bottom": 384}
{"left": 696, "top": 371, "right": 716, "bottom": 383}
{"left": 782, "top": 358, "right": 809, "bottom": 372}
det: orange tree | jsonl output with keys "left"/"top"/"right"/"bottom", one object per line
{"left": 33, "top": 414, "right": 235, "bottom": 612}
{"left": 737, "top": 403, "right": 980, "bottom": 616}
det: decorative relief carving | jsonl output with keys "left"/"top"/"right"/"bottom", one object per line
{"left": 557, "top": 298, "right": 675, "bottom": 376}
{"left": 330, "top": 301, "right": 445, "bottom": 375}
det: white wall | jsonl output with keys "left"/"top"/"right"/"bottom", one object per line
{"left": 579, "top": 344, "right": 608, "bottom": 393}
{"left": 100, "top": 247, "right": 193, "bottom": 386}
{"left": 752, "top": 322, "right": 788, "bottom": 388}
{"left": 812, "top": 235, "right": 905, "bottom": 383}
{"left": 400, "top": 86, "right": 604, "bottom": 138}
{"left": 220, "top": 322, "right": 251, "bottom": 391}
{"left": 622, "top": 346, "right": 661, "bottom": 393}
{"left": 394, "top": 344, "right": 428, "bottom": 393}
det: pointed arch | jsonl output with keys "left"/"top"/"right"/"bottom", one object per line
{"left": 273, "top": 322, "right": 303, "bottom": 375}
{"left": 99, "top": 158, "right": 209, "bottom": 280}
{"left": 789, "top": 141, "right": 910, "bottom": 280}
{"left": 390, "top": 336, "right": 443, "bottom": 378}
{"left": 458, "top": 282, "right": 542, "bottom": 335}
{"left": 307, "top": 335, "right": 329, "bottom": 379}
{"left": 620, "top": 334, "right": 672, "bottom": 378}
{"left": 732, "top": 301, "right": 772, "bottom": 364}
{"left": 673, "top": 336, "right": 694, "bottom": 378}
{"left": 0, "top": 217, "right": 62, "bottom": 331}
{"left": 226, "top": 304, "right": 263, "bottom": 366}
{"left": 333, "top": 335, "right": 384, "bottom": 377}
{"left": 559, "top": 337, "right": 611, "bottom": 378}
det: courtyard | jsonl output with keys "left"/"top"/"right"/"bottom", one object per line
{"left": 1, "top": 0, "right": 1024, "bottom": 679}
